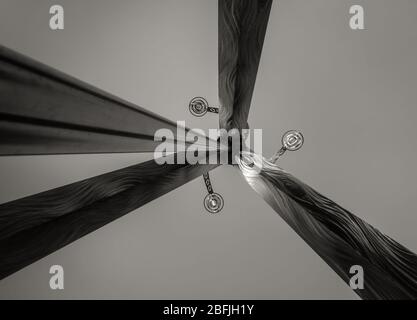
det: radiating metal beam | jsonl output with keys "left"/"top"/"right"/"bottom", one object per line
{"left": 218, "top": 0, "right": 273, "bottom": 131}
{"left": 237, "top": 154, "right": 417, "bottom": 299}
{"left": 0, "top": 154, "right": 218, "bottom": 280}
{"left": 0, "top": 45, "right": 213, "bottom": 155}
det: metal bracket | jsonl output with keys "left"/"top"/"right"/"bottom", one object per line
{"left": 189, "top": 97, "right": 219, "bottom": 117}
{"left": 270, "top": 130, "right": 304, "bottom": 163}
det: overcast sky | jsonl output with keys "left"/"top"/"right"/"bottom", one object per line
{"left": 0, "top": 0, "right": 416, "bottom": 299}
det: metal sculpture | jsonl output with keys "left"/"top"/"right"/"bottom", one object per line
{"left": 0, "top": 0, "right": 416, "bottom": 299}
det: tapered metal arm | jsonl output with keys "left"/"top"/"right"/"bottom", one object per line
{"left": 238, "top": 154, "right": 417, "bottom": 300}
{"left": 0, "top": 154, "right": 218, "bottom": 280}
{"left": 218, "top": 0, "right": 273, "bottom": 131}
{"left": 0, "top": 45, "right": 211, "bottom": 155}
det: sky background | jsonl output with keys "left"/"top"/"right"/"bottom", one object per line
{"left": 0, "top": 0, "right": 416, "bottom": 299}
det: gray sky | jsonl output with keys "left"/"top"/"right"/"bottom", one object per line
{"left": 0, "top": 0, "right": 416, "bottom": 299}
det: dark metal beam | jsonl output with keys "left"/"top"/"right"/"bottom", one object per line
{"left": 0, "top": 154, "right": 218, "bottom": 280}
{"left": 218, "top": 0, "right": 273, "bottom": 131}
{"left": 238, "top": 155, "right": 417, "bottom": 299}
{"left": 0, "top": 45, "right": 212, "bottom": 155}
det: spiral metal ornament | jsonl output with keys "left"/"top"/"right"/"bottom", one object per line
{"left": 189, "top": 97, "right": 209, "bottom": 117}
{"left": 204, "top": 193, "right": 224, "bottom": 214}
{"left": 282, "top": 130, "right": 304, "bottom": 151}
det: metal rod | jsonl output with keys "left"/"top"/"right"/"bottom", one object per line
{"left": 203, "top": 172, "right": 214, "bottom": 194}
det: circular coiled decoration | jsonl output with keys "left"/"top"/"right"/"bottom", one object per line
{"left": 282, "top": 130, "right": 304, "bottom": 151}
{"left": 204, "top": 193, "right": 224, "bottom": 214}
{"left": 189, "top": 97, "right": 209, "bottom": 117}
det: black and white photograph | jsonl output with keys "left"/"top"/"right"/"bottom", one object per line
{"left": 0, "top": 0, "right": 416, "bottom": 311}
